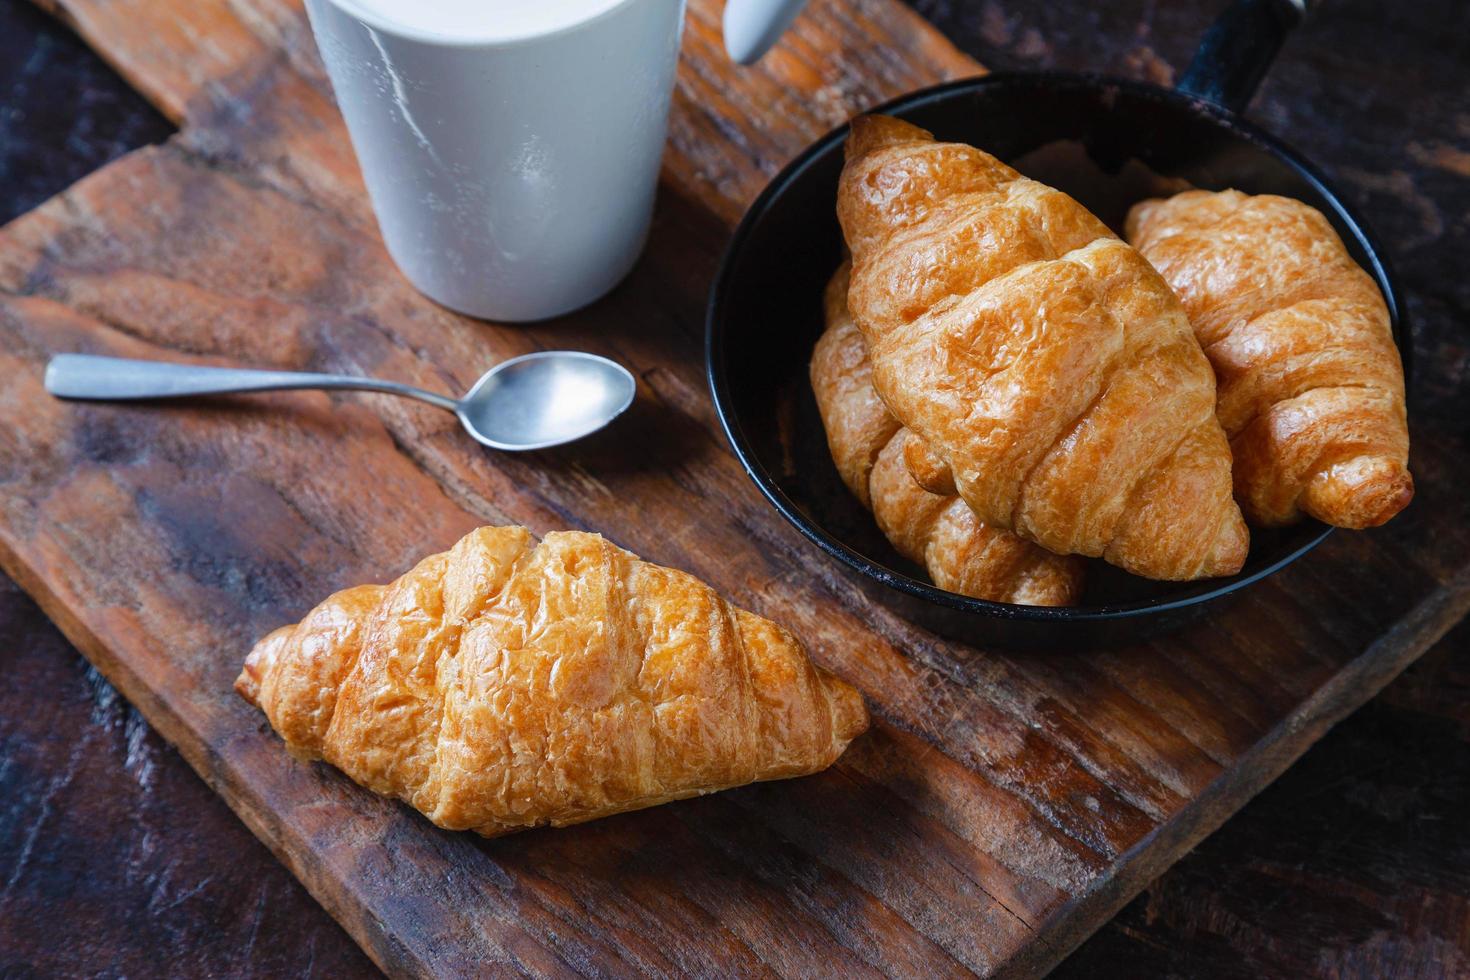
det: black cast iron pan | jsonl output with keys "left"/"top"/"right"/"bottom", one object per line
{"left": 706, "top": 0, "right": 1408, "bottom": 649}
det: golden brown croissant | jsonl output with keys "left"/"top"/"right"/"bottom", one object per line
{"left": 1126, "top": 189, "right": 1412, "bottom": 528}
{"left": 236, "top": 525, "right": 868, "bottom": 837}
{"left": 810, "top": 263, "right": 1085, "bottom": 605}
{"left": 837, "top": 115, "right": 1248, "bottom": 581}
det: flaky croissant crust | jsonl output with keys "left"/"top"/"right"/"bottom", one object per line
{"left": 1126, "top": 189, "right": 1412, "bottom": 528}
{"left": 837, "top": 115, "right": 1248, "bottom": 581}
{"left": 237, "top": 526, "right": 867, "bottom": 837}
{"left": 811, "top": 263, "right": 1085, "bottom": 605}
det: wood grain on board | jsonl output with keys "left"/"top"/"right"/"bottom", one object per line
{"left": 1, "top": 0, "right": 1467, "bottom": 976}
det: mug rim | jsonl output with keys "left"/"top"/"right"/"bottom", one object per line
{"left": 317, "top": 0, "right": 645, "bottom": 49}
{"left": 706, "top": 70, "right": 1408, "bottom": 625}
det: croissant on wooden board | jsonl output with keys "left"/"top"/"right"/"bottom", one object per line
{"left": 236, "top": 526, "right": 868, "bottom": 837}
{"left": 811, "top": 262, "right": 1085, "bottom": 605}
{"left": 1126, "top": 189, "right": 1412, "bottom": 528}
{"left": 836, "top": 115, "right": 1249, "bottom": 581}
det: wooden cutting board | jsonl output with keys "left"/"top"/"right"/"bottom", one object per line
{"left": 3, "top": 0, "right": 1468, "bottom": 976}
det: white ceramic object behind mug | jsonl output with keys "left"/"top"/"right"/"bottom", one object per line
{"left": 306, "top": 0, "right": 688, "bottom": 322}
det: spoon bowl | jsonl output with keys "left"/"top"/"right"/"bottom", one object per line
{"left": 457, "top": 351, "right": 637, "bottom": 451}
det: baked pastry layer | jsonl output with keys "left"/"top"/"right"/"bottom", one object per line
{"left": 811, "top": 262, "right": 1085, "bottom": 605}
{"left": 1127, "top": 189, "right": 1412, "bottom": 528}
{"left": 837, "top": 115, "right": 1248, "bottom": 580}
{"left": 237, "top": 526, "right": 868, "bottom": 836}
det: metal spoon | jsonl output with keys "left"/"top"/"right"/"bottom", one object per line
{"left": 44, "top": 351, "right": 637, "bottom": 451}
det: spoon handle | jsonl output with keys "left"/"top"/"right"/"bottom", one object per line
{"left": 44, "top": 354, "right": 459, "bottom": 413}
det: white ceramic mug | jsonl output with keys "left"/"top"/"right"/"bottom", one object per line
{"left": 305, "top": 0, "right": 688, "bottom": 322}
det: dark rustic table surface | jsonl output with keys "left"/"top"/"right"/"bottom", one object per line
{"left": 2, "top": 1, "right": 1466, "bottom": 977}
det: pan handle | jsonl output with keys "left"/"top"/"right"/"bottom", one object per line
{"left": 1177, "top": 0, "right": 1308, "bottom": 114}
